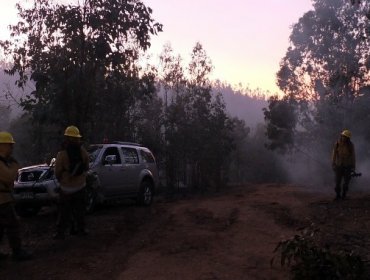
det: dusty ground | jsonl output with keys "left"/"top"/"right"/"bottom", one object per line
{"left": 1, "top": 183, "right": 370, "bottom": 280}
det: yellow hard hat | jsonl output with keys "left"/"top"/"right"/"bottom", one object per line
{"left": 0, "top": 131, "right": 15, "bottom": 144}
{"left": 64, "top": 125, "right": 82, "bottom": 138}
{"left": 341, "top": 129, "right": 351, "bottom": 138}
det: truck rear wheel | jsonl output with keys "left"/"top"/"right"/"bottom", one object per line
{"left": 137, "top": 180, "right": 153, "bottom": 206}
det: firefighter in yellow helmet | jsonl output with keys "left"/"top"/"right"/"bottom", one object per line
{"left": 54, "top": 126, "right": 89, "bottom": 239}
{"left": 0, "top": 132, "right": 32, "bottom": 261}
{"left": 331, "top": 129, "right": 356, "bottom": 200}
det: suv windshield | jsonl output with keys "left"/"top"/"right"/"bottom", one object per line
{"left": 88, "top": 145, "right": 103, "bottom": 163}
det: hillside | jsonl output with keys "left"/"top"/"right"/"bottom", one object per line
{"left": 216, "top": 85, "right": 268, "bottom": 128}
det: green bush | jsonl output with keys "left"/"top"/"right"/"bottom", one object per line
{"left": 272, "top": 226, "right": 365, "bottom": 280}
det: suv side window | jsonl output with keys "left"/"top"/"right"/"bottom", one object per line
{"left": 102, "top": 147, "right": 122, "bottom": 164}
{"left": 121, "top": 147, "right": 139, "bottom": 164}
{"left": 88, "top": 145, "right": 103, "bottom": 164}
{"left": 140, "top": 150, "right": 155, "bottom": 163}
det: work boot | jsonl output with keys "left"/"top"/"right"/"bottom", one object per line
{"left": 334, "top": 193, "right": 341, "bottom": 201}
{"left": 12, "top": 249, "right": 32, "bottom": 262}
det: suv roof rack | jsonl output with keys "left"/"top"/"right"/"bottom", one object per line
{"left": 111, "top": 141, "right": 142, "bottom": 146}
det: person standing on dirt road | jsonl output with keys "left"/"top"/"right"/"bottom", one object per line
{"left": 0, "top": 131, "right": 32, "bottom": 261}
{"left": 54, "top": 125, "right": 89, "bottom": 240}
{"left": 331, "top": 129, "right": 356, "bottom": 200}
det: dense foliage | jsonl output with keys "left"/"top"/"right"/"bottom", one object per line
{"left": 264, "top": 0, "right": 370, "bottom": 175}
{"left": 0, "top": 0, "right": 162, "bottom": 153}
{"left": 273, "top": 225, "right": 365, "bottom": 280}
{"left": 0, "top": 0, "right": 286, "bottom": 189}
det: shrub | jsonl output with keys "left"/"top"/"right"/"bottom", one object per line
{"left": 272, "top": 225, "right": 365, "bottom": 280}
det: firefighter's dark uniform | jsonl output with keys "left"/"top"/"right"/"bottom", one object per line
{"left": 332, "top": 136, "right": 355, "bottom": 199}
{"left": 54, "top": 126, "right": 89, "bottom": 239}
{"left": 0, "top": 157, "right": 22, "bottom": 255}
{"left": 0, "top": 137, "right": 31, "bottom": 261}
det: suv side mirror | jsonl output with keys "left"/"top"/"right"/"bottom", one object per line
{"left": 104, "top": 155, "right": 117, "bottom": 165}
{"left": 49, "top": 158, "right": 56, "bottom": 167}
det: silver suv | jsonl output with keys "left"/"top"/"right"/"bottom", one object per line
{"left": 87, "top": 142, "right": 159, "bottom": 207}
{"left": 13, "top": 142, "right": 159, "bottom": 216}
{"left": 13, "top": 163, "right": 59, "bottom": 216}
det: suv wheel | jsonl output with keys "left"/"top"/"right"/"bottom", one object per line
{"left": 85, "top": 186, "right": 97, "bottom": 213}
{"left": 15, "top": 205, "right": 41, "bottom": 217}
{"left": 138, "top": 180, "right": 153, "bottom": 206}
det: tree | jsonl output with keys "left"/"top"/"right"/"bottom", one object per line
{"left": 0, "top": 104, "right": 12, "bottom": 130}
{"left": 278, "top": 0, "right": 370, "bottom": 118}
{"left": 157, "top": 43, "right": 186, "bottom": 189}
{"left": 263, "top": 96, "right": 297, "bottom": 153}
{"left": 278, "top": 0, "right": 367, "bottom": 100}
{"left": 0, "top": 0, "right": 162, "bottom": 142}
{"left": 271, "top": 0, "right": 370, "bottom": 154}
{"left": 156, "top": 42, "right": 236, "bottom": 191}
{"left": 158, "top": 43, "right": 186, "bottom": 108}
{"left": 204, "top": 92, "right": 235, "bottom": 190}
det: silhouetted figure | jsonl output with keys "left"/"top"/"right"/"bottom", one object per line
{"left": 0, "top": 131, "right": 32, "bottom": 261}
{"left": 54, "top": 126, "right": 89, "bottom": 240}
{"left": 331, "top": 130, "right": 356, "bottom": 200}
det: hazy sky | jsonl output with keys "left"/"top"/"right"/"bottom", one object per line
{"left": 0, "top": 1, "right": 313, "bottom": 94}
{"left": 144, "top": 0, "right": 314, "bottom": 94}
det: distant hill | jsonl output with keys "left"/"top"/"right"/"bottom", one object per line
{"left": 156, "top": 80, "right": 269, "bottom": 129}
{"left": 0, "top": 70, "right": 269, "bottom": 130}
{"left": 212, "top": 83, "right": 268, "bottom": 129}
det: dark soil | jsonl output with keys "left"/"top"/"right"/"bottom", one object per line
{"left": 1, "top": 184, "right": 370, "bottom": 280}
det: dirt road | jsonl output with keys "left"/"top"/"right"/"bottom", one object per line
{"left": 1, "top": 183, "right": 369, "bottom": 280}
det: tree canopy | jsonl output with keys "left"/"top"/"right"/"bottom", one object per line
{"left": 265, "top": 0, "right": 370, "bottom": 154}
{"left": 0, "top": 0, "right": 162, "bottom": 141}
{"left": 0, "top": 0, "right": 283, "bottom": 190}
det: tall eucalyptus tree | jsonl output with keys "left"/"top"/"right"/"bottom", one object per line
{"left": 0, "top": 0, "right": 162, "bottom": 144}
{"left": 266, "top": 0, "right": 370, "bottom": 153}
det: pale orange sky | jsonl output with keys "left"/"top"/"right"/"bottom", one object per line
{"left": 144, "top": 0, "right": 314, "bottom": 95}
{"left": 0, "top": 1, "right": 314, "bottom": 95}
